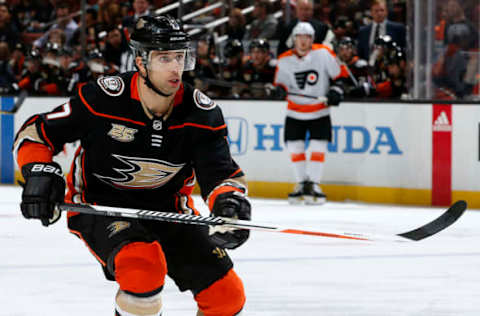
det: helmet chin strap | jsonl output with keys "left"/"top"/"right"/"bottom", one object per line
{"left": 141, "top": 67, "right": 173, "bottom": 97}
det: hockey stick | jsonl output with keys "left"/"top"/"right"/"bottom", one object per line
{"left": 57, "top": 200, "right": 467, "bottom": 242}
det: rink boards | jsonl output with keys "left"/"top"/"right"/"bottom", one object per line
{"left": 2, "top": 96, "right": 479, "bottom": 207}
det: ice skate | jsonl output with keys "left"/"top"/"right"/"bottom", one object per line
{"left": 288, "top": 182, "right": 307, "bottom": 204}
{"left": 303, "top": 181, "right": 326, "bottom": 205}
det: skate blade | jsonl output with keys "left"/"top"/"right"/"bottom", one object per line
{"left": 304, "top": 196, "right": 326, "bottom": 205}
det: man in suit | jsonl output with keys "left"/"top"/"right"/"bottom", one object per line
{"left": 276, "top": 0, "right": 331, "bottom": 56}
{"left": 356, "top": 0, "right": 406, "bottom": 61}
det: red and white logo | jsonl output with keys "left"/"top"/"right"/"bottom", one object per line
{"left": 433, "top": 111, "right": 452, "bottom": 132}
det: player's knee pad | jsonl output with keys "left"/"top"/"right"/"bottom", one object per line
{"left": 115, "top": 289, "right": 163, "bottom": 316}
{"left": 114, "top": 241, "right": 167, "bottom": 295}
{"left": 195, "top": 269, "right": 246, "bottom": 316}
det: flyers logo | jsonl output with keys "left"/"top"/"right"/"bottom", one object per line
{"left": 94, "top": 154, "right": 185, "bottom": 189}
{"left": 294, "top": 70, "right": 318, "bottom": 89}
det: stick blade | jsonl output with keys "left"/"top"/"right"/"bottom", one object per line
{"left": 397, "top": 200, "right": 467, "bottom": 241}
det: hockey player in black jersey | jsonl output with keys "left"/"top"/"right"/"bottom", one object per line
{"left": 14, "top": 15, "right": 250, "bottom": 316}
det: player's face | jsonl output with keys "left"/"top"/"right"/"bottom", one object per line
{"left": 251, "top": 48, "right": 268, "bottom": 66}
{"left": 294, "top": 34, "right": 313, "bottom": 56}
{"left": 147, "top": 50, "right": 185, "bottom": 92}
{"left": 338, "top": 45, "right": 353, "bottom": 62}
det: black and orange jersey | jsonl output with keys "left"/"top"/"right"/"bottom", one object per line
{"left": 14, "top": 71, "right": 244, "bottom": 212}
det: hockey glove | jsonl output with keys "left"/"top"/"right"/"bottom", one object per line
{"left": 20, "top": 162, "right": 65, "bottom": 226}
{"left": 326, "top": 86, "right": 344, "bottom": 106}
{"left": 210, "top": 192, "right": 251, "bottom": 249}
{"left": 265, "top": 83, "right": 287, "bottom": 100}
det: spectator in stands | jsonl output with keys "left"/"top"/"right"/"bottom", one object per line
{"left": 356, "top": 0, "right": 406, "bottom": 61}
{"left": 243, "top": 0, "right": 278, "bottom": 41}
{"left": 0, "top": 41, "right": 19, "bottom": 94}
{"left": 276, "top": 0, "right": 331, "bottom": 56}
{"left": 97, "top": 1, "right": 122, "bottom": 30}
{"left": 33, "top": 3, "right": 78, "bottom": 49}
{"left": 335, "top": 36, "right": 373, "bottom": 98}
{"left": 241, "top": 38, "right": 276, "bottom": 98}
{"left": 102, "top": 26, "right": 129, "bottom": 72}
{"left": 183, "top": 35, "right": 223, "bottom": 97}
{"left": 432, "top": 0, "right": 479, "bottom": 99}
{"left": 221, "top": 39, "right": 246, "bottom": 98}
{"left": 226, "top": 8, "right": 246, "bottom": 41}
{"left": 0, "top": 3, "right": 19, "bottom": 50}
{"left": 122, "top": 0, "right": 152, "bottom": 33}
{"left": 70, "top": 8, "right": 102, "bottom": 51}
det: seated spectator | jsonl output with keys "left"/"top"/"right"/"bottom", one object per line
{"left": 243, "top": 0, "right": 278, "bottom": 41}
{"left": 122, "top": 0, "right": 152, "bottom": 33}
{"left": 0, "top": 3, "right": 19, "bottom": 50}
{"left": 241, "top": 38, "right": 276, "bottom": 98}
{"left": 102, "top": 26, "right": 129, "bottom": 72}
{"left": 335, "top": 36, "right": 373, "bottom": 98}
{"left": 33, "top": 3, "right": 78, "bottom": 49}
{"left": 183, "top": 35, "right": 223, "bottom": 97}
{"left": 226, "top": 8, "right": 246, "bottom": 41}
{"left": 356, "top": 0, "right": 406, "bottom": 61}
{"left": 276, "top": 0, "right": 331, "bottom": 55}
{"left": 70, "top": 8, "right": 102, "bottom": 51}
{"left": 220, "top": 39, "right": 246, "bottom": 98}
{"left": 0, "top": 41, "right": 19, "bottom": 94}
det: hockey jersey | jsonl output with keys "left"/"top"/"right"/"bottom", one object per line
{"left": 14, "top": 72, "right": 244, "bottom": 213}
{"left": 275, "top": 44, "right": 341, "bottom": 120}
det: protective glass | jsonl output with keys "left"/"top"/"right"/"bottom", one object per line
{"left": 146, "top": 49, "right": 196, "bottom": 72}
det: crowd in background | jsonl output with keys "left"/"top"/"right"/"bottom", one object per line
{"left": 0, "top": 0, "right": 478, "bottom": 100}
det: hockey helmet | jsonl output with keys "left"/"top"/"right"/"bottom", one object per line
{"left": 374, "top": 35, "right": 397, "bottom": 49}
{"left": 130, "top": 15, "right": 195, "bottom": 71}
{"left": 223, "top": 39, "right": 244, "bottom": 59}
{"left": 249, "top": 38, "right": 270, "bottom": 52}
{"left": 292, "top": 22, "right": 315, "bottom": 38}
{"left": 385, "top": 46, "right": 405, "bottom": 65}
{"left": 338, "top": 36, "right": 355, "bottom": 48}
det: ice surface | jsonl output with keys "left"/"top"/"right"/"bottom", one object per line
{"left": 1, "top": 185, "right": 479, "bottom": 316}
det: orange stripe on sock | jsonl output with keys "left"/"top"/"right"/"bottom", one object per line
{"left": 310, "top": 152, "right": 325, "bottom": 162}
{"left": 290, "top": 153, "right": 306, "bottom": 162}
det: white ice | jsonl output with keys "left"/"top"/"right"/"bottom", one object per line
{"left": 1, "top": 185, "right": 479, "bottom": 316}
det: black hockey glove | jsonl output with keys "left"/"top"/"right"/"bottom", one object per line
{"left": 210, "top": 192, "right": 251, "bottom": 249}
{"left": 265, "top": 83, "right": 287, "bottom": 100}
{"left": 326, "top": 86, "right": 344, "bottom": 106}
{"left": 20, "top": 162, "right": 65, "bottom": 227}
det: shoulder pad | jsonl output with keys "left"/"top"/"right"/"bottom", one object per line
{"left": 193, "top": 89, "right": 217, "bottom": 111}
{"left": 96, "top": 76, "right": 125, "bottom": 97}
{"left": 354, "top": 59, "right": 368, "bottom": 68}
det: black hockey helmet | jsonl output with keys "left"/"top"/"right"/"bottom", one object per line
{"left": 385, "top": 46, "right": 405, "bottom": 65}
{"left": 223, "top": 39, "right": 244, "bottom": 59}
{"left": 130, "top": 15, "right": 195, "bottom": 71}
{"left": 374, "top": 35, "right": 397, "bottom": 49}
{"left": 338, "top": 36, "right": 355, "bottom": 48}
{"left": 249, "top": 38, "right": 270, "bottom": 52}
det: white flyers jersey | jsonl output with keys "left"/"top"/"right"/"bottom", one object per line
{"left": 275, "top": 44, "right": 341, "bottom": 120}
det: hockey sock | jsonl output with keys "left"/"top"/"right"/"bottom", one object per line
{"left": 307, "top": 140, "right": 327, "bottom": 184}
{"left": 286, "top": 140, "right": 307, "bottom": 182}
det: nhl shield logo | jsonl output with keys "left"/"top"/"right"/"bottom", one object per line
{"left": 193, "top": 89, "right": 216, "bottom": 110}
{"left": 97, "top": 76, "right": 125, "bottom": 96}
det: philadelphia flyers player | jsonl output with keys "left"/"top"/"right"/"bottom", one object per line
{"left": 274, "top": 22, "right": 345, "bottom": 205}
{"left": 13, "top": 15, "right": 250, "bottom": 316}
